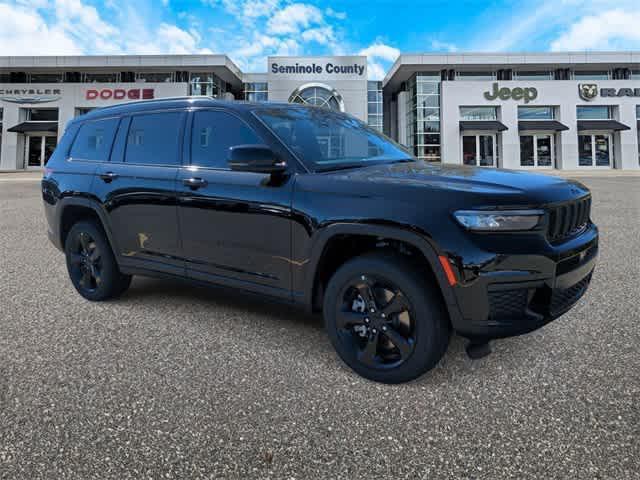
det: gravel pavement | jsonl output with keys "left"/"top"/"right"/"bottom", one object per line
{"left": 0, "top": 177, "right": 638, "bottom": 479}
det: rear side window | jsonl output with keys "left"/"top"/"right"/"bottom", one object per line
{"left": 190, "top": 110, "right": 262, "bottom": 169}
{"left": 69, "top": 117, "right": 120, "bottom": 162}
{"left": 125, "top": 112, "right": 184, "bottom": 166}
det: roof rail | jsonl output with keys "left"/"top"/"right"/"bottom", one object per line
{"left": 90, "top": 95, "right": 218, "bottom": 112}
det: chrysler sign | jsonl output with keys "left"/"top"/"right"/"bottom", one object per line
{"left": 0, "top": 88, "right": 62, "bottom": 103}
{"left": 85, "top": 88, "right": 155, "bottom": 100}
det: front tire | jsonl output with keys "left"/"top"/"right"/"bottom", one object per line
{"left": 64, "top": 221, "right": 132, "bottom": 301}
{"left": 323, "top": 252, "right": 450, "bottom": 384}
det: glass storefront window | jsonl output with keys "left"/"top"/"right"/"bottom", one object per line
{"left": 367, "top": 81, "right": 383, "bottom": 132}
{"left": 136, "top": 72, "right": 174, "bottom": 83}
{"left": 29, "top": 73, "right": 63, "bottom": 83}
{"left": 537, "top": 135, "right": 553, "bottom": 166}
{"left": 27, "top": 108, "right": 59, "bottom": 121}
{"left": 84, "top": 72, "right": 119, "bottom": 83}
{"left": 520, "top": 135, "right": 554, "bottom": 167}
{"left": 518, "top": 106, "right": 555, "bottom": 119}
{"left": 190, "top": 72, "right": 225, "bottom": 97}
{"left": 515, "top": 71, "right": 554, "bottom": 80}
{"left": 577, "top": 106, "right": 612, "bottom": 120}
{"left": 244, "top": 82, "right": 269, "bottom": 102}
{"left": 406, "top": 73, "right": 441, "bottom": 161}
{"left": 574, "top": 70, "right": 610, "bottom": 80}
{"left": 455, "top": 71, "right": 496, "bottom": 81}
{"left": 460, "top": 106, "right": 498, "bottom": 121}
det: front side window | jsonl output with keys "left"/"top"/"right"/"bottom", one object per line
{"left": 125, "top": 112, "right": 184, "bottom": 166}
{"left": 460, "top": 106, "right": 497, "bottom": 121}
{"left": 577, "top": 106, "right": 612, "bottom": 120}
{"left": 70, "top": 117, "right": 120, "bottom": 162}
{"left": 190, "top": 111, "right": 262, "bottom": 169}
{"left": 255, "top": 107, "right": 410, "bottom": 171}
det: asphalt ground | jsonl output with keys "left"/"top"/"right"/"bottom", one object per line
{"left": 0, "top": 177, "right": 638, "bottom": 479}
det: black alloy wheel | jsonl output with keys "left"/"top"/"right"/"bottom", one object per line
{"left": 324, "top": 252, "right": 450, "bottom": 383}
{"left": 335, "top": 274, "right": 416, "bottom": 369}
{"left": 65, "top": 221, "right": 132, "bottom": 301}
{"left": 68, "top": 231, "right": 103, "bottom": 293}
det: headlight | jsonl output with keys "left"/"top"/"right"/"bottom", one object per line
{"left": 453, "top": 210, "right": 544, "bottom": 231}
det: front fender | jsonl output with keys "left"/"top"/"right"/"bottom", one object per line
{"left": 303, "top": 222, "right": 462, "bottom": 326}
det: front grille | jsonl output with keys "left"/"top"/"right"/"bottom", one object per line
{"left": 488, "top": 289, "right": 528, "bottom": 320}
{"left": 550, "top": 273, "right": 592, "bottom": 316}
{"left": 547, "top": 196, "right": 591, "bottom": 243}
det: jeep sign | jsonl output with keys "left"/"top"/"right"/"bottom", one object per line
{"left": 483, "top": 83, "right": 538, "bottom": 103}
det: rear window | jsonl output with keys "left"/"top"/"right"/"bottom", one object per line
{"left": 125, "top": 112, "right": 185, "bottom": 166}
{"left": 69, "top": 117, "right": 120, "bottom": 162}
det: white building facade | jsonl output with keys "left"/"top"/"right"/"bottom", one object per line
{"left": 1, "top": 52, "right": 639, "bottom": 171}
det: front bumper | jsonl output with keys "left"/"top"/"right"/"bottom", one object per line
{"left": 449, "top": 224, "right": 598, "bottom": 340}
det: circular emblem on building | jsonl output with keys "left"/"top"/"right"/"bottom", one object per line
{"left": 288, "top": 83, "right": 345, "bottom": 112}
{"left": 579, "top": 84, "right": 598, "bottom": 101}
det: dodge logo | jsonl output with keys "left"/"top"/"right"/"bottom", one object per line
{"left": 579, "top": 84, "right": 598, "bottom": 101}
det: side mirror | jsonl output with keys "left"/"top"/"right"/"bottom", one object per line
{"left": 228, "top": 145, "right": 287, "bottom": 174}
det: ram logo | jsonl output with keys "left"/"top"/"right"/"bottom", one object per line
{"left": 579, "top": 84, "right": 598, "bottom": 101}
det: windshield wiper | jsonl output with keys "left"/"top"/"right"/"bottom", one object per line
{"left": 316, "top": 163, "right": 369, "bottom": 172}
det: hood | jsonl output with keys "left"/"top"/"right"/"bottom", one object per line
{"left": 321, "top": 161, "right": 589, "bottom": 203}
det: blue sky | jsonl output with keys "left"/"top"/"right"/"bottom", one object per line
{"left": 2, "top": 0, "right": 640, "bottom": 78}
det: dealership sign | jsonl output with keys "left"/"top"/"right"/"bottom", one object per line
{"left": 85, "top": 88, "right": 155, "bottom": 100}
{"left": 483, "top": 83, "right": 538, "bottom": 103}
{"left": 0, "top": 88, "right": 62, "bottom": 103}
{"left": 271, "top": 62, "right": 365, "bottom": 76}
{"left": 579, "top": 83, "right": 640, "bottom": 101}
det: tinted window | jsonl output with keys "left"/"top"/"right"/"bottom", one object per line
{"left": 70, "top": 117, "right": 120, "bottom": 161}
{"left": 256, "top": 108, "right": 410, "bottom": 171}
{"left": 125, "top": 112, "right": 184, "bottom": 165}
{"left": 190, "top": 110, "right": 262, "bottom": 168}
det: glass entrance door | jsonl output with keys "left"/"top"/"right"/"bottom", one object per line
{"left": 25, "top": 135, "right": 57, "bottom": 168}
{"left": 520, "top": 134, "right": 554, "bottom": 167}
{"left": 462, "top": 134, "right": 496, "bottom": 166}
{"left": 578, "top": 134, "right": 612, "bottom": 167}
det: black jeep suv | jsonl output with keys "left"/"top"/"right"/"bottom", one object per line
{"left": 42, "top": 97, "right": 598, "bottom": 383}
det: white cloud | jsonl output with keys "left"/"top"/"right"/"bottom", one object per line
{"left": 430, "top": 40, "right": 458, "bottom": 52}
{"left": 325, "top": 7, "right": 346, "bottom": 20}
{"left": 0, "top": 3, "right": 82, "bottom": 55}
{"left": 551, "top": 9, "right": 640, "bottom": 50}
{"left": 358, "top": 42, "right": 400, "bottom": 80}
{"left": 301, "top": 26, "right": 335, "bottom": 45}
{"left": 267, "top": 3, "right": 323, "bottom": 35}
{"left": 358, "top": 42, "right": 400, "bottom": 62}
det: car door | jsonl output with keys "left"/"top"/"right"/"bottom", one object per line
{"left": 92, "top": 110, "right": 187, "bottom": 277}
{"left": 176, "top": 108, "right": 294, "bottom": 299}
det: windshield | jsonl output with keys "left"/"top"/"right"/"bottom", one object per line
{"left": 254, "top": 107, "right": 412, "bottom": 171}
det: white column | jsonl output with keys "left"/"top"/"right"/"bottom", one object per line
{"left": 558, "top": 103, "right": 579, "bottom": 169}
{"left": 0, "top": 103, "right": 21, "bottom": 170}
{"left": 396, "top": 91, "right": 407, "bottom": 146}
{"left": 499, "top": 102, "right": 519, "bottom": 169}
{"left": 618, "top": 104, "right": 639, "bottom": 170}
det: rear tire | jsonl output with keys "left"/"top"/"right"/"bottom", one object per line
{"left": 323, "top": 251, "right": 450, "bottom": 384}
{"left": 64, "top": 221, "right": 132, "bottom": 301}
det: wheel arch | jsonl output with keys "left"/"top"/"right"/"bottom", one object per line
{"left": 58, "top": 197, "right": 118, "bottom": 257}
{"left": 305, "top": 223, "right": 462, "bottom": 324}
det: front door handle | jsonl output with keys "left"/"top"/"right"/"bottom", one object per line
{"left": 99, "top": 172, "right": 118, "bottom": 183}
{"left": 183, "top": 177, "right": 208, "bottom": 190}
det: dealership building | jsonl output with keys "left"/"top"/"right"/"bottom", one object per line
{"left": 1, "top": 51, "right": 640, "bottom": 171}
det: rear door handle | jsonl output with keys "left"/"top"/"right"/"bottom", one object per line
{"left": 99, "top": 172, "right": 118, "bottom": 183}
{"left": 182, "top": 177, "right": 208, "bottom": 190}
